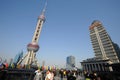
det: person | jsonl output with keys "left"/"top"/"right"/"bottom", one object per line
{"left": 60, "top": 70, "right": 64, "bottom": 80}
{"left": 63, "top": 70, "right": 66, "bottom": 77}
{"left": 66, "top": 70, "right": 71, "bottom": 80}
{"left": 72, "top": 71, "right": 76, "bottom": 80}
{"left": 34, "top": 69, "right": 42, "bottom": 80}
{"left": 84, "top": 71, "right": 91, "bottom": 80}
{"left": 45, "top": 70, "right": 54, "bottom": 80}
{"left": 50, "top": 71, "right": 54, "bottom": 80}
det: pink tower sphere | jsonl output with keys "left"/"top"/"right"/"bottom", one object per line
{"left": 38, "top": 14, "right": 45, "bottom": 22}
{"left": 27, "top": 42, "right": 39, "bottom": 52}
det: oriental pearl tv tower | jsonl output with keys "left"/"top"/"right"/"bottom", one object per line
{"left": 17, "top": 1, "right": 47, "bottom": 67}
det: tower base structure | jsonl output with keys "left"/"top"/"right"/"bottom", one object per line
{"left": 17, "top": 42, "right": 40, "bottom": 68}
{"left": 17, "top": 52, "right": 40, "bottom": 69}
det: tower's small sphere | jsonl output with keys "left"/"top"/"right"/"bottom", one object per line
{"left": 38, "top": 15, "right": 45, "bottom": 22}
{"left": 27, "top": 42, "right": 39, "bottom": 52}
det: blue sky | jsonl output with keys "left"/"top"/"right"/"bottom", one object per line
{"left": 0, "top": 0, "right": 120, "bottom": 68}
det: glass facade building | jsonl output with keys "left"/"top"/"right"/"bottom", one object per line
{"left": 13, "top": 51, "right": 23, "bottom": 64}
{"left": 66, "top": 56, "right": 75, "bottom": 70}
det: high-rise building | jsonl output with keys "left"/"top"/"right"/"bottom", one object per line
{"left": 17, "top": 1, "right": 47, "bottom": 67}
{"left": 13, "top": 51, "right": 23, "bottom": 64}
{"left": 113, "top": 42, "right": 120, "bottom": 61}
{"left": 66, "top": 56, "right": 75, "bottom": 70}
{"left": 89, "top": 20, "right": 119, "bottom": 63}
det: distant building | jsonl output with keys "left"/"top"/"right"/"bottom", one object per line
{"left": 112, "top": 42, "right": 120, "bottom": 61}
{"left": 13, "top": 51, "right": 23, "bottom": 64}
{"left": 66, "top": 55, "right": 75, "bottom": 70}
{"left": 89, "top": 20, "right": 119, "bottom": 63}
{"left": 8, "top": 58, "right": 13, "bottom": 65}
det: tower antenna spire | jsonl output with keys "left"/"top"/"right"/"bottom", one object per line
{"left": 41, "top": 0, "right": 47, "bottom": 15}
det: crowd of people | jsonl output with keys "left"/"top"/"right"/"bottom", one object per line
{"left": 59, "top": 69, "right": 78, "bottom": 80}
{"left": 33, "top": 69, "right": 83, "bottom": 80}
{"left": 34, "top": 68, "right": 120, "bottom": 80}
{"left": 83, "top": 71, "right": 100, "bottom": 80}
{"left": 33, "top": 69, "right": 55, "bottom": 80}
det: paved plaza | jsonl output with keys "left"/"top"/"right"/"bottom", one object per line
{"left": 54, "top": 75, "right": 85, "bottom": 80}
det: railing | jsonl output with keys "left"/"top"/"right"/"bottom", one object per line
{"left": 0, "top": 68, "right": 35, "bottom": 80}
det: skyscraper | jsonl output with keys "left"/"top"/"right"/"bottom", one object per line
{"left": 17, "top": 1, "right": 47, "bottom": 67}
{"left": 13, "top": 51, "right": 23, "bottom": 64}
{"left": 89, "top": 20, "right": 119, "bottom": 63}
{"left": 66, "top": 55, "right": 75, "bottom": 70}
{"left": 113, "top": 42, "right": 120, "bottom": 61}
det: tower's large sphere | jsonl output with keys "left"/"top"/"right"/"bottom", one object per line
{"left": 27, "top": 42, "right": 39, "bottom": 52}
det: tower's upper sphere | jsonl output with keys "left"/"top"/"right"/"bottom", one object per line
{"left": 38, "top": 14, "right": 45, "bottom": 22}
{"left": 27, "top": 42, "right": 39, "bottom": 52}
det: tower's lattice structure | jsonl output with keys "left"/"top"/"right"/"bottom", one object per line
{"left": 17, "top": 1, "right": 47, "bottom": 67}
